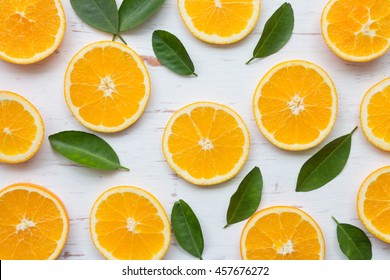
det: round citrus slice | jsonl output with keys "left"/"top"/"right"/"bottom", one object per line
{"left": 0, "top": 0, "right": 66, "bottom": 64}
{"left": 321, "top": 0, "right": 390, "bottom": 62}
{"left": 90, "top": 186, "right": 171, "bottom": 260}
{"left": 64, "top": 41, "right": 151, "bottom": 133}
{"left": 253, "top": 60, "right": 338, "bottom": 151}
{"left": 0, "top": 91, "right": 44, "bottom": 163}
{"left": 162, "top": 102, "right": 250, "bottom": 186}
{"left": 240, "top": 206, "right": 326, "bottom": 260}
{"left": 360, "top": 78, "right": 390, "bottom": 151}
{"left": 178, "top": 0, "right": 261, "bottom": 44}
{"left": 357, "top": 166, "right": 390, "bottom": 244}
{"left": 0, "top": 183, "right": 69, "bottom": 260}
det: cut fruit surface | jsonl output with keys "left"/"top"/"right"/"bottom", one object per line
{"left": 321, "top": 0, "right": 390, "bottom": 62}
{"left": 65, "top": 41, "right": 150, "bottom": 133}
{"left": 240, "top": 206, "right": 325, "bottom": 260}
{"left": 253, "top": 60, "right": 337, "bottom": 151}
{"left": 0, "top": 91, "right": 44, "bottom": 163}
{"left": 90, "top": 186, "right": 171, "bottom": 260}
{"left": 360, "top": 78, "right": 390, "bottom": 151}
{"left": 357, "top": 166, "right": 390, "bottom": 243}
{"left": 178, "top": 0, "right": 261, "bottom": 44}
{"left": 0, "top": 183, "right": 69, "bottom": 260}
{"left": 0, "top": 0, "right": 66, "bottom": 64}
{"left": 162, "top": 102, "right": 250, "bottom": 185}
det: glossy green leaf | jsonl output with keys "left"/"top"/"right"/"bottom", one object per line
{"left": 49, "top": 131, "right": 128, "bottom": 171}
{"left": 119, "top": 0, "right": 165, "bottom": 31}
{"left": 172, "top": 200, "right": 204, "bottom": 260}
{"left": 246, "top": 2, "right": 294, "bottom": 64}
{"left": 70, "top": 0, "right": 119, "bottom": 34}
{"left": 333, "top": 217, "right": 372, "bottom": 260}
{"left": 152, "top": 30, "right": 197, "bottom": 76}
{"left": 296, "top": 127, "right": 358, "bottom": 192}
{"left": 225, "top": 167, "right": 263, "bottom": 228}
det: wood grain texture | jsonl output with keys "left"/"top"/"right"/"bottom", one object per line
{"left": 0, "top": 0, "right": 389, "bottom": 260}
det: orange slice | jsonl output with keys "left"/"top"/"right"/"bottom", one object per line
{"left": 0, "top": 91, "right": 44, "bottom": 163}
{"left": 240, "top": 206, "right": 326, "bottom": 260}
{"left": 253, "top": 60, "right": 338, "bottom": 151}
{"left": 0, "top": 183, "right": 69, "bottom": 260}
{"left": 357, "top": 166, "right": 390, "bottom": 243}
{"left": 0, "top": 0, "right": 66, "bottom": 64}
{"left": 162, "top": 102, "right": 250, "bottom": 185}
{"left": 178, "top": 0, "right": 261, "bottom": 44}
{"left": 64, "top": 41, "right": 151, "bottom": 133}
{"left": 321, "top": 0, "right": 390, "bottom": 62}
{"left": 90, "top": 186, "right": 171, "bottom": 260}
{"left": 360, "top": 78, "right": 390, "bottom": 151}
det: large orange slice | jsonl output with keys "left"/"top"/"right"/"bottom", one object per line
{"left": 253, "top": 60, "right": 338, "bottom": 151}
{"left": 90, "top": 186, "right": 171, "bottom": 260}
{"left": 240, "top": 206, "right": 326, "bottom": 260}
{"left": 0, "top": 91, "right": 44, "bottom": 163}
{"left": 65, "top": 41, "right": 151, "bottom": 133}
{"left": 321, "top": 0, "right": 390, "bottom": 62}
{"left": 162, "top": 102, "right": 250, "bottom": 186}
{"left": 178, "top": 0, "right": 261, "bottom": 44}
{"left": 0, "top": 183, "right": 69, "bottom": 260}
{"left": 0, "top": 0, "right": 66, "bottom": 64}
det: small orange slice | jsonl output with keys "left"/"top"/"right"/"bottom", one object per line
{"left": 0, "top": 0, "right": 66, "bottom": 64}
{"left": 90, "top": 186, "right": 171, "bottom": 260}
{"left": 240, "top": 206, "right": 326, "bottom": 260}
{"left": 65, "top": 41, "right": 151, "bottom": 133}
{"left": 253, "top": 60, "right": 338, "bottom": 151}
{"left": 321, "top": 0, "right": 390, "bottom": 62}
{"left": 357, "top": 166, "right": 390, "bottom": 243}
{"left": 0, "top": 183, "right": 69, "bottom": 260}
{"left": 0, "top": 91, "right": 44, "bottom": 163}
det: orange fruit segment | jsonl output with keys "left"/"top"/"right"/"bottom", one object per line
{"left": 90, "top": 186, "right": 171, "bottom": 260}
{"left": 0, "top": 91, "right": 44, "bottom": 163}
{"left": 357, "top": 166, "right": 390, "bottom": 243}
{"left": 0, "top": 0, "right": 66, "bottom": 64}
{"left": 65, "top": 41, "right": 151, "bottom": 133}
{"left": 0, "top": 183, "right": 69, "bottom": 260}
{"left": 162, "top": 102, "right": 250, "bottom": 185}
{"left": 240, "top": 206, "right": 326, "bottom": 260}
{"left": 360, "top": 78, "right": 390, "bottom": 151}
{"left": 178, "top": 0, "right": 261, "bottom": 44}
{"left": 253, "top": 60, "right": 338, "bottom": 151}
{"left": 321, "top": 0, "right": 390, "bottom": 62}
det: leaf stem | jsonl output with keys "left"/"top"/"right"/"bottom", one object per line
{"left": 192, "top": 72, "right": 198, "bottom": 77}
{"left": 119, "top": 166, "right": 130, "bottom": 171}
{"left": 246, "top": 57, "right": 255, "bottom": 65}
{"left": 199, "top": 256, "right": 203, "bottom": 260}
{"left": 116, "top": 34, "right": 127, "bottom": 45}
{"left": 223, "top": 224, "right": 229, "bottom": 229}
{"left": 351, "top": 126, "right": 358, "bottom": 135}
{"left": 332, "top": 216, "right": 340, "bottom": 225}
{"left": 112, "top": 34, "right": 117, "bottom": 42}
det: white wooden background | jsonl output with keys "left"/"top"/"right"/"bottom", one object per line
{"left": 0, "top": 0, "right": 389, "bottom": 260}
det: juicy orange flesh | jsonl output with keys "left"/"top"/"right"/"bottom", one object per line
{"left": 363, "top": 172, "right": 390, "bottom": 234}
{"left": 0, "top": 100, "right": 38, "bottom": 156}
{"left": 94, "top": 192, "right": 166, "bottom": 260}
{"left": 0, "top": 0, "right": 61, "bottom": 59}
{"left": 258, "top": 65, "right": 333, "bottom": 145}
{"left": 0, "top": 189, "right": 64, "bottom": 260}
{"left": 325, "top": 0, "right": 390, "bottom": 57}
{"left": 367, "top": 85, "right": 390, "bottom": 142}
{"left": 245, "top": 212, "right": 322, "bottom": 260}
{"left": 168, "top": 107, "right": 245, "bottom": 180}
{"left": 69, "top": 46, "right": 146, "bottom": 128}
{"left": 184, "top": 0, "right": 255, "bottom": 37}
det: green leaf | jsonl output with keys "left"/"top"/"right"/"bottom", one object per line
{"left": 246, "top": 2, "right": 294, "bottom": 64}
{"left": 152, "top": 30, "right": 197, "bottom": 76}
{"left": 225, "top": 167, "right": 263, "bottom": 228}
{"left": 49, "top": 131, "right": 129, "bottom": 171}
{"left": 119, "top": 0, "right": 165, "bottom": 32}
{"left": 172, "top": 200, "right": 204, "bottom": 260}
{"left": 296, "top": 127, "right": 358, "bottom": 192}
{"left": 333, "top": 217, "right": 372, "bottom": 260}
{"left": 70, "top": 0, "right": 119, "bottom": 34}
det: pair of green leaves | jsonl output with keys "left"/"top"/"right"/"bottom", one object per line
{"left": 70, "top": 0, "right": 165, "bottom": 44}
